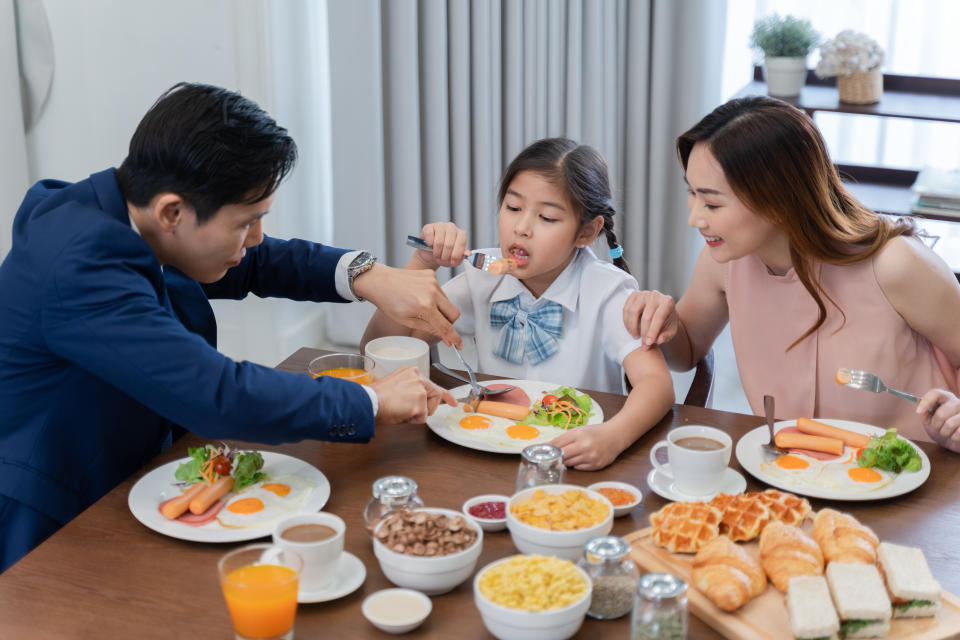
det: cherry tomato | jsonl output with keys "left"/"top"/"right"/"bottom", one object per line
{"left": 542, "top": 394, "right": 558, "bottom": 406}
{"left": 212, "top": 455, "right": 232, "bottom": 476}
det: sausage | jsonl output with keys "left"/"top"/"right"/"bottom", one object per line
{"left": 775, "top": 431, "right": 844, "bottom": 455}
{"left": 188, "top": 475, "right": 235, "bottom": 515}
{"left": 471, "top": 400, "right": 531, "bottom": 421}
{"left": 159, "top": 483, "right": 207, "bottom": 520}
{"left": 797, "top": 417, "right": 870, "bottom": 448}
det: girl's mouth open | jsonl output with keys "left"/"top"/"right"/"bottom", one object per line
{"left": 508, "top": 246, "right": 530, "bottom": 266}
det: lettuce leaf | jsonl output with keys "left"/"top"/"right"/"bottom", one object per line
{"left": 857, "top": 428, "right": 922, "bottom": 473}
{"left": 523, "top": 386, "right": 594, "bottom": 429}
{"left": 233, "top": 451, "right": 267, "bottom": 491}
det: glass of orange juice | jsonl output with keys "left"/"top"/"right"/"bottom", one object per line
{"left": 218, "top": 544, "right": 303, "bottom": 640}
{"left": 307, "top": 353, "right": 378, "bottom": 385}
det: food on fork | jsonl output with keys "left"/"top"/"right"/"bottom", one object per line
{"left": 708, "top": 493, "right": 772, "bottom": 542}
{"left": 796, "top": 417, "right": 871, "bottom": 448}
{"left": 649, "top": 501, "right": 722, "bottom": 553}
{"left": 774, "top": 431, "right": 844, "bottom": 455}
{"left": 876, "top": 541, "right": 941, "bottom": 618}
{"left": 813, "top": 509, "right": 879, "bottom": 564}
{"left": 754, "top": 489, "right": 811, "bottom": 526}
{"left": 759, "top": 521, "right": 824, "bottom": 592}
{"left": 486, "top": 257, "right": 517, "bottom": 275}
{"left": 787, "top": 575, "right": 840, "bottom": 640}
{"left": 825, "top": 562, "right": 892, "bottom": 638}
{"left": 691, "top": 535, "right": 766, "bottom": 612}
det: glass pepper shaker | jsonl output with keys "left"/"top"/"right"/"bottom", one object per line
{"left": 362, "top": 475, "right": 424, "bottom": 535}
{"left": 515, "top": 443, "right": 565, "bottom": 492}
{"left": 578, "top": 536, "right": 639, "bottom": 619}
{"left": 631, "top": 572, "right": 688, "bottom": 640}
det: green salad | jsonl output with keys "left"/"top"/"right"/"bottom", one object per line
{"left": 856, "top": 428, "right": 922, "bottom": 473}
{"left": 523, "top": 386, "right": 593, "bottom": 430}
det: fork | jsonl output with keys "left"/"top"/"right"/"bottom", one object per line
{"left": 431, "top": 362, "right": 517, "bottom": 397}
{"left": 837, "top": 368, "right": 919, "bottom": 403}
{"left": 406, "top": 236, "right": 512, "bottom": 273}
{"left": 761, "top": 394, "right": 790, "bottom": 456}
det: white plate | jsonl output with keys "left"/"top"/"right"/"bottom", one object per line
{"left": 128, "top": 451, "right": 331, "bottom": 542}
{"left": 299, "top": 552, "right": 366, "bottom": 603}
{"left": 735, "top": 419, "right": 931, "bottom": 501}
{"left": 645, "top": 466, "right": 746, "bottom": 502}
{"left": 426, "top": 379, "right": 604, "bottom": 454}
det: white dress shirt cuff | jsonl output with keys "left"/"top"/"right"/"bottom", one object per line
{"left": 335, "top": 250, "right": 363, "bottom": 301}
{"left": 361, "top": 383, "right": 380, "bottom": 418}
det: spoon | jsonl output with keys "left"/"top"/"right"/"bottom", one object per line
{"left": 761, "top": 394, "right": 790, "bottom": 456}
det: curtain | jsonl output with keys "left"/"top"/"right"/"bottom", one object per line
{"left": 320, "top": 0, "right": 726, "bottom": 346}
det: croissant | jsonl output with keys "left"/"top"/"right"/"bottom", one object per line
{"left": 759, "top": 520, "right": 824, "bottom": 592}
{"left": 692, "top": 535, "right": 766, "bottom": 611}
{"left": 813, "top": 508, "right": 879, "bottom": 564}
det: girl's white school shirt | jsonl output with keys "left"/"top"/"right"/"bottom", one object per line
{"left": 442, "top": 247, "right": 645, "bottom": 394}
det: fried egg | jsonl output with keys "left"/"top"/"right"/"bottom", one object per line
{"left": 443, "top": 410, "right": 568, "bottom": 449}
{"left": 216, "top": 474, "right": 316, "bottom": 529}
{"left": 760, "top": 452, "right": 895, "bottom": 494}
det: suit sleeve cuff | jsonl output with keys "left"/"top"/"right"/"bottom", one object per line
{"left": 335, "top": 250, "right": 363, "bottom": 301}
{"left": 361, "top": 383, "right": 379, "bottom": 418}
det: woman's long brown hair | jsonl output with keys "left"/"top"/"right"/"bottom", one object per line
{"left": 677, "top": 96, "right": 915, "bottom": 348}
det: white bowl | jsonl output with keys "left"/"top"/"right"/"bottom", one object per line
{"left": 362, "top": 588, "right": 432, "bottom": 634}
{"left": 462, "top": 494, "right": 509, "bottom": 532}
{"left": 373, "top": 507, "right": 484, "bottom": 595}
{"left": 473, "top": 556, "right": 592, "bottom": 640}
{"left": 506, "top": 485, "right": 614, "bottom": 561}
{"left": 586, "top": 481, "right": 643, "bottom": 518}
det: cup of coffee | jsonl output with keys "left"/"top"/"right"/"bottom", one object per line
{"left": 648, "top": 425, "right": 732, "bottom": 497}
{"left": 364, "top": 336, "right": 430, "bottom": 377}
{"left": 273, "top": 512, "right": 345, "bottom": 591}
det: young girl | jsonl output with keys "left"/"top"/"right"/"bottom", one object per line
{"left": 363, "top": 138, "right": 674, "bottom": 469}
{"left": 622, "top": 96, "right": 960, "bottom": 447}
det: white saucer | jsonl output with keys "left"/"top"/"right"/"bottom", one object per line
{"left": 298, "top": 552, "right": 366, "bottom": 604}
{"left": 646, "top": 464, "right": 746, "bottom": 502}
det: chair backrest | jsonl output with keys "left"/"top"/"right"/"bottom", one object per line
{"left": 682, "top": 348, "right": 715, "bottom": 408}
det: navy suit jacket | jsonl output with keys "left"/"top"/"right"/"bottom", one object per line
{"left": 0, "top": 169, "right": 374, "bottom": 566}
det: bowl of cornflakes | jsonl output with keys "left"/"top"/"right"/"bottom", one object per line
{"left": 506, "top": 485, "right": 613, "bottom": 561}
{"left": 373, "top": 507, "right": 483, "bottom": 595}
{"left": 473, "top": 554, "right": 592, "bottom": 640}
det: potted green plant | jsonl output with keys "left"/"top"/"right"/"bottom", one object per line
{"left": 750, "top": 14, "right": 819, "bottom": 98}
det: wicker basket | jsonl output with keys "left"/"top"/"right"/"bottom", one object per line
{"left": 837, "top": 69, "right": 883, "bottom": 104}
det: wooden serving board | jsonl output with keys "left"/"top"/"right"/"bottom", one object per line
{"left": 625, "top": 526, "right": 960, "bottom": 640}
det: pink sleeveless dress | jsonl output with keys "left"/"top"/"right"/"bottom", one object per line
{"left": 726, "top": 254, "right": 958, "bottom": 442}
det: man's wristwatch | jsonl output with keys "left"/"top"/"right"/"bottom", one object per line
{"left": 347, "top": 251, "right": 378, "bottom": 301}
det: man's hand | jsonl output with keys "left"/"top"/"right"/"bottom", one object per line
{"left": 369, "top": 366, "right": 456, "bottom": 426}
{"left": 352, "top": 264, "right": 463, "bottom": 348}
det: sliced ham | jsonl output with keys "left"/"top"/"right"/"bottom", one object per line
{"left": 158, "top": 497, "right": 225, "bottom": 526}
{"left": 484, "top": 383, "right": 530, "bottom": 408}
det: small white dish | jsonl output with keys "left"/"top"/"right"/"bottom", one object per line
{"left": 586, "top": 481, "right": 643, "bottom": 517}
{"left": 362, "top": 588, "right": 432, "bottom": 634}
{"left": 646, "top": 464, "right": 746, "bottom": 502}
{"left": 298, "top": 551, "right": 366, "bottom": 603}
{"left": 462, "top": 494, "right": 509, "bottom": 532}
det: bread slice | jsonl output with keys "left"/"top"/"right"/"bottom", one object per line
{"left": 787, "top": 575, "right": 839, "bottom": 640}
{"left": 877, "top": 541, "right": 941, "bottom": 618}
{"left": 825, "top": 562, "right": 891, "bottom": 638}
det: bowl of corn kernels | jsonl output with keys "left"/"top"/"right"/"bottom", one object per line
{"left": 505, "top": 485, "right": 613, "bottom": 561}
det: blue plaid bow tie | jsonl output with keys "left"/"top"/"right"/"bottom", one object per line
{"left": 489, "top": 296, "right": 563, "bottom": 364}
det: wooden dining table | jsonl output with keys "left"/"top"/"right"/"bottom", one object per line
{"left": 1, "top": 346, "right": 958, "bottom": 639}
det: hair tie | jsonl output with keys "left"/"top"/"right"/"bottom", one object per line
{"left": 609, "top": 244, "right": 623, "bottom": 259}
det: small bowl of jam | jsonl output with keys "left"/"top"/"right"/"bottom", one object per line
{"left": 462, "top": 494, "right": 509, "bottom": 532}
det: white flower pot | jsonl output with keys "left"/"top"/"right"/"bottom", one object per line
{"left": 762, "top": 56, "right": 808, "bottom": 98}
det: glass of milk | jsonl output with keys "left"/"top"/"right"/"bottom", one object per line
{"left": 363, "top": 336, "right": 430, "bottom": 377}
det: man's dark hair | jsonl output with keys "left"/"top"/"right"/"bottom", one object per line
{"left": 116, "top": 82, "right": 297, "bottom": 224}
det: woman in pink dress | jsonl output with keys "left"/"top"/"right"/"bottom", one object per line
{"left": 623, "top": 96, "right": 960, "bottom": 451}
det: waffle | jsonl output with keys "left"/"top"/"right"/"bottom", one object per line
{"left": 755, "top": 489, "right": 811, "bottom": 527}
{"left": 650, "top": 501, "right": 722, "bottom": 553}
{"left": 709, "top": 493, "right": 772, "bottom": 542}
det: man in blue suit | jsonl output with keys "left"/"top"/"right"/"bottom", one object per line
{"left": 0, "top": 83, "right": 460, "bottom": 571}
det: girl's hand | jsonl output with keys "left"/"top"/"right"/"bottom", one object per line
{"left": 918, "top": 388, "right": 960, "bottom": 451}
{"left": 549, "top": 423, "right": 623, "bottom": 471}
{"left": 623, "top": 290, "right": 679, "bottom": 349}
{"left": 410, "top": 222, "right": 468, "bottom": 270}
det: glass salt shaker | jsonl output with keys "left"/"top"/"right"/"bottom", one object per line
{"left": 362, "top": 475, "right": 424, "bottom": 535}
{"left": 515, "top": 443, "right": 565, "bottom": 492}
{"left": 631, "top": 572, "right": 688, "bottom": 640}
{"left": 578, "top": 536, "right": 639, "bottom": 619}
